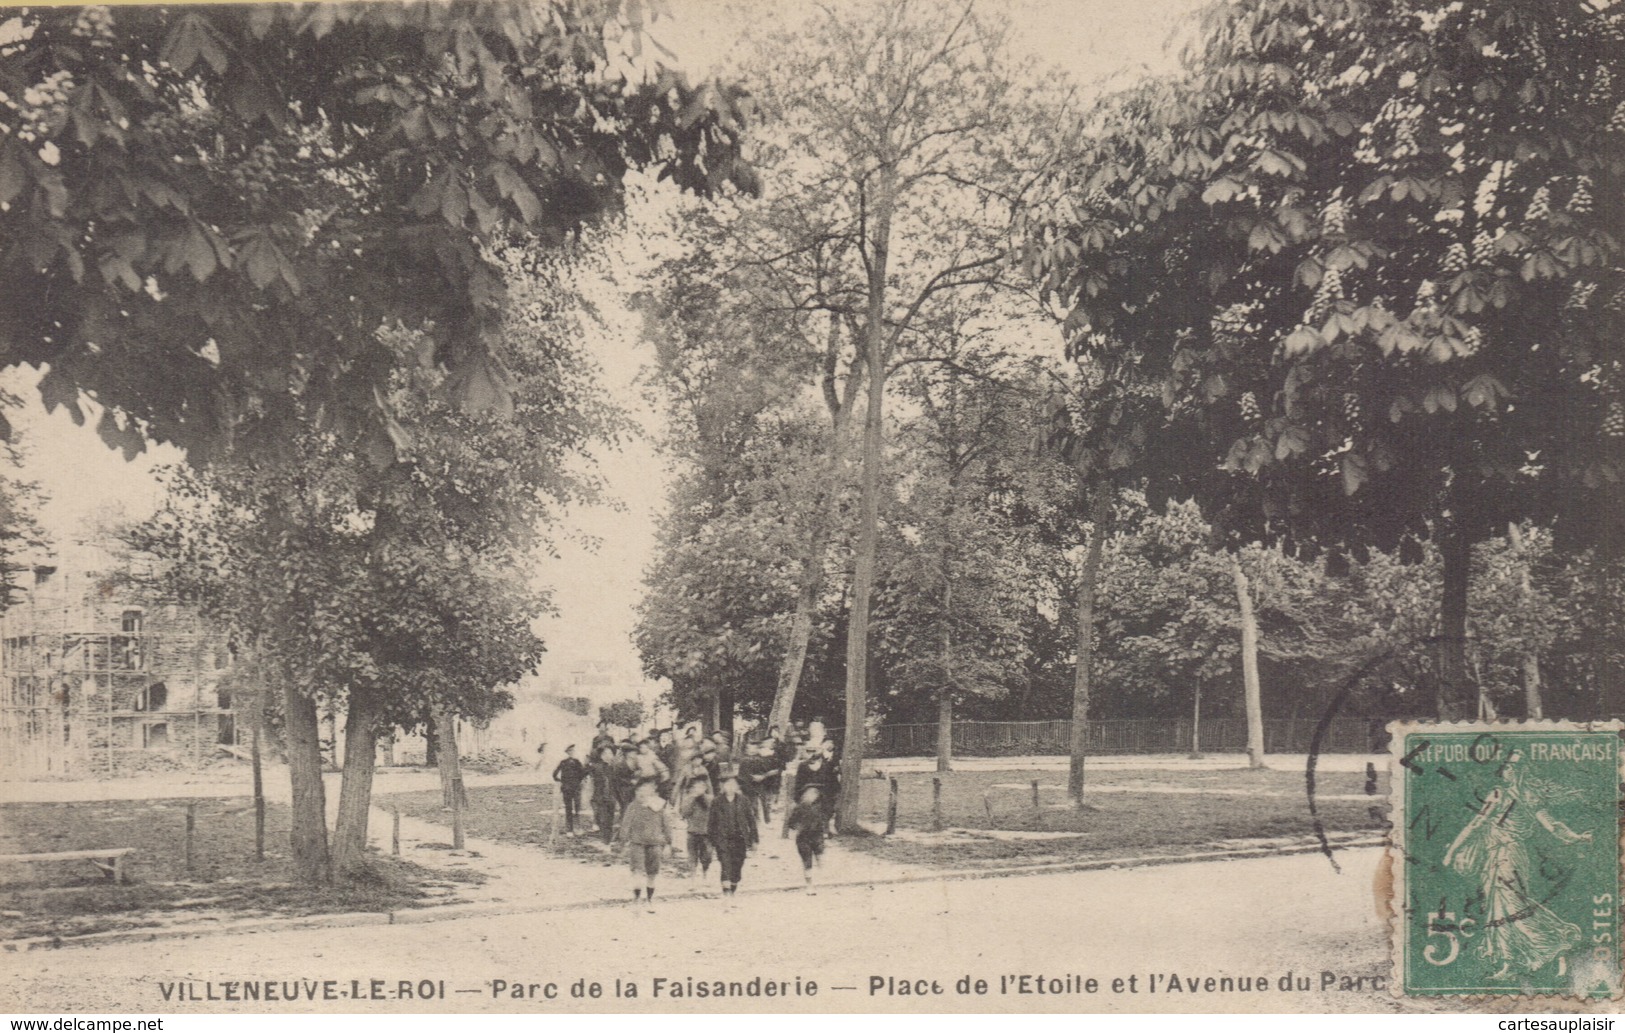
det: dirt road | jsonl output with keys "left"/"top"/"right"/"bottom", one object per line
{"left": 4, "top": 847, "right": 1425, "bottom": 1014}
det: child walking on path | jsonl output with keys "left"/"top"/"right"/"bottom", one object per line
{"left": 706, "top": 770, "right": 758, "bottom": 897}
{"left": 618, "top": 779, "right": 675, "bottom": 903}
{"left": 786, "top": 786, "right": 827, "bottom": 891}
{"left": 680, "top": 780, "right": 713, "bottom": 880}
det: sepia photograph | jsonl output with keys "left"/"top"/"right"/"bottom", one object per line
{"left": 0, "top": 0, "right": 1620, "bottom": 1018}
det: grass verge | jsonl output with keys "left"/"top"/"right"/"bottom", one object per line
{"left": 0, "top": 797, "right": 480, "bottom": 941}
{"left": 842, "top": 766, "right": 1387, "bottom": 867}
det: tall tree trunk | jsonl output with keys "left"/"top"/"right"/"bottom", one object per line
{"left": 1436, "top": 531, "right": 1475, "bottom": 720}
{"left": 1470, "top": 648, "right": 1495, "bottom": 719}
{"left": 249, "top": 681, "right": 265, "bottom": 862}
{"left": 1189, "top": 675, "right": 1203, "bottom": 759}
{"left": 768, "top": 558, "right": 828, "bottom": 734}
{"left": 1231, "top": 553, "right": 1266, "bottom": 768}
{"left": 837, "top": 177, "right": 894, "bottom": 833}
{"left": 767, "top": 316, "right": 855, "bottom": 735}
{"left": 281, "top": 680, "right": 331, "bottom": 884}
{"left": 435, "top": 708, "right": 465, "bottom": 808}
{"left": 1506, "top": 522, "right": 1544, "bottom": 719}
{"left": 1521, "top": 653, "right": 1543, "bottom": 720}
{"left": 332, "top": 688, "right": 382, "bottom": 878}
{"left": 936, "top": 535, "right": 955, "bottom": 773}
{"left": 719, "top": 685, "right": 735, "bottom": 739}
{"left": 1068, "top": 487, "right": 1111, "bottom": 806}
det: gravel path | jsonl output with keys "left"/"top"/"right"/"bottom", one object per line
{"left": 3, "top": 848, "right": 1434, "bottom": 1014}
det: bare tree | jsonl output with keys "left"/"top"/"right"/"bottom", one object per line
{"left": 734, "top": 0, "right": 1072, "bottom": 827}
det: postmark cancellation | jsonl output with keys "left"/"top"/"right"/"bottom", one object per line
{"left": 1387, "top": 720, "right": 1624, "bottom": 1001}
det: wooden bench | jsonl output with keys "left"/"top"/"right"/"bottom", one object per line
{"left": 0, "top": 848, "right": 135, "bottom": 884}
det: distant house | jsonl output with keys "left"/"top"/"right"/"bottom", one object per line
{"left": 394, "top": 658, "right": 666, "bottom": 766}
{"left": 387, "top": 661, "right": 630, "bottom": 767}
{"left": 0, "top": 543, "right": 235, "bottom": 777}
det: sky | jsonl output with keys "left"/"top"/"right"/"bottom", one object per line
{"left": 5, "top": 0, "right": 1198, "bottom": 697}
{"left": 652, "top": 0, "right": 1196, "bottom": 81}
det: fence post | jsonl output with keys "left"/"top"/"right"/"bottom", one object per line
{"left": 391, "top": 807, "right": 401, "bottom": 856}
{"left": 451, "top": 777, "right": 466, "bottom": 850}
{"left": 931, "top": 777, "right": 942, "bottom": 832}
{"left": 886, "top": 777, "right": 898, "bottom": 836}
{"left": 253, "top": 793, "right": 266, "bottom": 864}
{"left": 184, "top": 802, "right": 196, "bottom": 874}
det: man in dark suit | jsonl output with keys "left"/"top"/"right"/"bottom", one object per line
{"left": 551, "top": 744, "right": 587, "bottom": 835}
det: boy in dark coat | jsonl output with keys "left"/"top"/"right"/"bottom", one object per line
{"left": 612, "top": 742, "right": 639, "bottom": 816}
{"left": 588, "top": 746, "right": 618, "bottom": 844}
{"left": 758, "top": 736, "right": 785, "bottom": 820}
{"left": 737, "top": 741, "right": 777, "bottom": 822}
{"left": 791, "top": 746, "right": 840, "bottom": 834}
{"left": 772, "top": 728, "right": 798, "bottom": 768}
{"left": 703, "top": 731, "right": 731, "bottom": 782}
{"left": 655, "top": 728, "right": 679, "bottom": 799}
{"left": 786, "top": 786, "right": 827, "bottom": 889}
{"left": 551, "top": 744, "right": 587, "bottom": 835}
{"left": 706, "top": 770, "right": 757, "bottom": 896}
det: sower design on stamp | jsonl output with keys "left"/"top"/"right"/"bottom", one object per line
{"left": 1389, "top": 722, "right": 1623, "bottom": 999}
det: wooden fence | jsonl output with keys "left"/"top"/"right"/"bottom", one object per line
{"left": 853, "top": 717, "right": 1385, "bottom": 758}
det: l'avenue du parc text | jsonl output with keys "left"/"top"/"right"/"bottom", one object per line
{"left": 866, "top": 971, "right": 1388, "bottom": 996}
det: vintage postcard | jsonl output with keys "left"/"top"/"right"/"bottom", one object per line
{"left": 1388, "top": 722, "right": 1623, "bottom": 1001}
{"left": 2, "top": 0, "right": 1623, "bottom": 1019}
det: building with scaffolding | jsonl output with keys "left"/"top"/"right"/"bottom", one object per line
{"left": 0, "top": 543, "right": 235, "bottom": 778}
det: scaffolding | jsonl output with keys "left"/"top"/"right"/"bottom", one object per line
{"left": 0, "top": 558, "right": 235, "bottom": 778}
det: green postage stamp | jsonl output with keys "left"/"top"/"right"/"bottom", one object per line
{"left": 1389, "top": 721, "right": 1623, "bottom": 999}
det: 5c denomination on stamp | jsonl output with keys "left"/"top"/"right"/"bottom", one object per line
{"left": 1388, "top": 721, "right": 1623, "bottom": 1000}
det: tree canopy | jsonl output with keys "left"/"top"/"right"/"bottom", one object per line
{"left": 1033, "top": 0, "right": 1625, "bottom": 540}
{"left": 0, "top": 1, "right": 750, "bottom": 464}
{"left": 1027, "top": 0, "right": 1625, "bottom": 714}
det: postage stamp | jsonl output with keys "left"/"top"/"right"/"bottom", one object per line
{"left": 1388, "top": 721, "right": 1623, "bottom": 1000}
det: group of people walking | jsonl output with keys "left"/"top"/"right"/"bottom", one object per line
{"left": 549, "top": 721, "right": 842, "bottom": 903}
